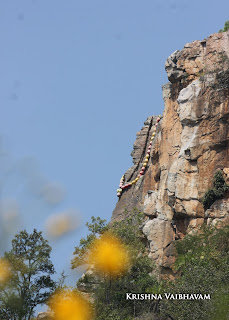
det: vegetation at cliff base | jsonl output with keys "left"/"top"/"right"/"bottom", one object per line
{"left": 48, "top": 288, "right": 94, "bottom": 320}
{"left": 74, "top": 214, "right": 229, "bottom": 320}
{"left": 3, "top": 213, "right": 227, "bottom": 320}
{"left": 219, "top": 20, "right": 229, "bottom": 33}
{"left": 202, "top": 170, "right": 229, "bottom": 209}
{"left": 160, "top": 224, "right": 229, "bottom": 320}
{"left": 72, "top": 211, "right": 160, "bottom": 320}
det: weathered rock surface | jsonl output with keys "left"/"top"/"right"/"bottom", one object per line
{"left": 112, "top": 116, "right": 160, "bottom": 221}
{"left": 111, "top": 31, "right": 229, "bottom": 278}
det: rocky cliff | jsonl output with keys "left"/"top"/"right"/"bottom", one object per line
{"left": 111, "top": 31, "right": 229, "bottom": 278}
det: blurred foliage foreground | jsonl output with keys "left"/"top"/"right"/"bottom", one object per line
{"left": 0, "top": 212, "right": 228, "bottom": 320}
{"left": 72, "top": 212, "right": 229, "bottom": 320}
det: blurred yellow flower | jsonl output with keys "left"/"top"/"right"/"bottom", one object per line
{"left": 46, "top": 215, "right": 72, "bottom": 237}
{"left": 88, "top": 232, "right": 130, "bottom": 277}
{"left": 45, "top": 211, "right": 80, "bottom": 238}
{"left": 0, "top": 259, "right": 11, "bottom": 283}
{"left": 49, "top": 290, "right": 92, "bottom": 320}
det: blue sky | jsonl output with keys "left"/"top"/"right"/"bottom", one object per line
{"left": 0, "top": 0, "right": 229, "bottom": 309}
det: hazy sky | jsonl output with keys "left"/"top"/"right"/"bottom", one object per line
{"left": 0, "top": 0, "right": 229, "bottom": 310}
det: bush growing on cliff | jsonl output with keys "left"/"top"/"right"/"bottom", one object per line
{"left": 219, "top": 20, "right": 229, "bottom": 33}
{"left": 202, "top": 170, "right": 229, "bottom": 209}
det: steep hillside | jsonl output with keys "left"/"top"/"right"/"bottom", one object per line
{"left": 111, "top": 31, "right": 229, "bottom": 277}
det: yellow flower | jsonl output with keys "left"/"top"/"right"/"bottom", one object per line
{"left": 0, "top": 259, "right": 11, "bottom": 283}
{"left": 45, "top": 212, "right": 80, "bottom": 238}
{"left": 49, "top": 290, "right": 93, "bottom": 320}
{"left": 88, "top": 232, "right": 130, "bottom": 277}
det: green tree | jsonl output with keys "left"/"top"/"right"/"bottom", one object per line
{"left": 71, "top": 216, "right": 108, "bottom": 269}
{"left": 72, "top": 211, "right": 160, "bottom": 320}
{"left": 94, "top": 255, "right": 159, "bottom": 320}
{"left": 219, "top": 20, "right": 229, "bottom": 33}
{"left": 71, "top": 211, "right": 145, "bottom": 270}
{"left": 0, "top": 229, "right": 56, "bottom": 320}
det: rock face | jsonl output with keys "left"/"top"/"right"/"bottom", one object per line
{"left": 111, "top": 31, "right": 229, "bottom": 278}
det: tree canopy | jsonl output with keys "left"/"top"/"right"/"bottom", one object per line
{"left": 72, "top": 211, "right": 160, "bottom": 320}
{"left": 219, "top": 20, "right": 229, "bottom": 33}
{"left": 0, "top": 229, "right": 56, "bottom": 320}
